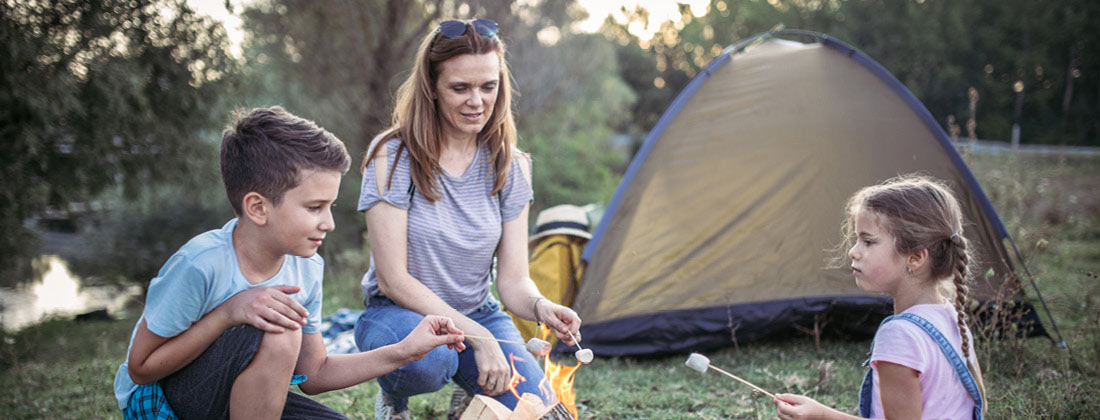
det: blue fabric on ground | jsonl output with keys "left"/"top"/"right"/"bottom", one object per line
{"left": 322, "top": 308, "right": 364, "bottom": 354}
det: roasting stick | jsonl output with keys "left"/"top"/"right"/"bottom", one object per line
{"left": 709, "top": 365, "right": 776, "bottom": 400}
{"left": 685, "top": 353, "right": 776, "bottom": 399}
{"left": 464, "top": 335, "right": 553, "bottom": 356}
{"left": 464, "top": 334, "right": 525, "bottom": 345}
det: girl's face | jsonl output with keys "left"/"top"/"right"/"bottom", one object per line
{"left": 848, "top": 208, "right": 909, "bottom": 295}
{"left": 434, "top": 52, "right": 500, "bottom": 142}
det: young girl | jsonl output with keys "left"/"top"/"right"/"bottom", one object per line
{"left": 775, "top": 175, "right": 986, "bottom": 420}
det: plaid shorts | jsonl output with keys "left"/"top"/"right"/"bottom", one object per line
{"left": 123, "top": 382, "right": 176, "bottom": 420}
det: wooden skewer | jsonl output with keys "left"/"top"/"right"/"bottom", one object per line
{"left": 463, "top": 334, "right": 526, "bottom": 346}
{"left": 567, "top": 330, "right": 584, "bottom": 350}
{"left": 708, "top": 365, "right": 777, "bottom": 400}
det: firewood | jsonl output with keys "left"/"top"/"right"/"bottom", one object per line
{"left": 508, "top": 393, "right": 547, "bottom": 420}
{"left": 459, "top": 395, "right": 511, "bottom": 420}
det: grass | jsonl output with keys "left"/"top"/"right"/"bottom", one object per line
{"left": 2, "top": 150, "right": 1098, "bottom": 419}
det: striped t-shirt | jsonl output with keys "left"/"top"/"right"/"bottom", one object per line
{"left": 357, "top": 138, "right": 533, "bottom": 314}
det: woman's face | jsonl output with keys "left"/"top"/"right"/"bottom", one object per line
{"left": 434, "top": 52, "right": 500, "bottom": 142}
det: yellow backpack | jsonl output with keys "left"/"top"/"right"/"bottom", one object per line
{"left": 509, "top": 234, "right": 587, "bottom": 346}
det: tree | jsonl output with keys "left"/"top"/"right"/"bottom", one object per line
{"left": 1, "top": 0, "right": 237, "bottom": 279}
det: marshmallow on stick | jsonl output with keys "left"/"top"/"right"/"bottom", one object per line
{"left": 567, "top": 331, "right": 594, "bottom": 364}
{"left": 684, "top": 353, "right": 776, "bottom": 399}
{"left": 525, "top": 338, "right": 552, "bottom": 356}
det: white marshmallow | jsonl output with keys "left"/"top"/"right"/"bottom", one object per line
{"left": 685, "top": 353, "right": 710, "bottom": 373}
{"left": 525, "top": 338, "right": 551, "bottom": 356}
{"left": 575, "top": 348, "right": 594, "bottom": 364}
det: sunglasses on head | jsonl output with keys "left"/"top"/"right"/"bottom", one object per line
{"left": 437, "top": 18, "right": 498, "bottom": 39}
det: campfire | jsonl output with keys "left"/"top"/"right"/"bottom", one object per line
{"left": 459, "top": 326, "right": 583, "bottom": 420}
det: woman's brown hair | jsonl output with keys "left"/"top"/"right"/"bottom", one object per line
{"left": 360, "top": 19, "right": 518, "bottom": 202}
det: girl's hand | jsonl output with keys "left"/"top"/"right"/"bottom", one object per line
{"left": 397, "top": 316, "right": 466, "bottom": 361}
{"left": 537, "top": 301, "right": 582, "bottom": 346}
{"left": 775, "top": 393, "right": 829, "bottom": 420}
{"left": 471, "top": 339, "right": 512, "bottom": 396}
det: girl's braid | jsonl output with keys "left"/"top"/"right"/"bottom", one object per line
{"left": 950, "top": 234, "right": 971, "bottom": 358}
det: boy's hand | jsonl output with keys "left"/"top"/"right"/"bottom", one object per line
{"left": 220, "top": 285, "right": 309, "bottom": 333}
{"left": 539, "top": 302, "right": 582, "bottom": 346}
{"left": 397, "top": 316, "right": 466, "bottom": 361}
{"left": 775, "top": 393, "right": 828, "bottom": 420}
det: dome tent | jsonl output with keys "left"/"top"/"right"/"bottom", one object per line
{"left": 572, "top": 30, "right": 1051, "bottom": 356}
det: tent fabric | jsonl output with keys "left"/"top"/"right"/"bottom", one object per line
{"left": 573, "top": 31, "right": 1042, "bottom": 356}
{"left": 509, "top": 234, "right": 587, "bottom": 347}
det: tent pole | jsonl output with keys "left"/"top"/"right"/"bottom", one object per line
{"left": 1005, "top": 234, "right": 1070, "bottom": 352}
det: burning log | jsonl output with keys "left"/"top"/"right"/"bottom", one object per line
{"left": 458, "top": 395, "right": 574, "bottom": 420}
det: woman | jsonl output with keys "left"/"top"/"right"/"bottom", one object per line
{"left": 354, "top": 18, "right": 582, "bottom": 420}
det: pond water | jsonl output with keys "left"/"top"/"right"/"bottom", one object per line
{"left": 0, "top": 255, "right": 143, "bottom": 332}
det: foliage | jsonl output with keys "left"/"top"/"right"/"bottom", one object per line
{"left": 516, "top": 32, "right": 634, "bottom": 212}
{"left": 602, "top": 0, "right": 1100, "bottom": 147}
{"left": 0, "top": 0, "right": 237, "bottom": 278}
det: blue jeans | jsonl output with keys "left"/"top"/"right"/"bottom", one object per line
{"left": 354, "top": 296, "right": 552, "bottom": 412}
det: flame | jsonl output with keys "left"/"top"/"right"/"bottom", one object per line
{"left": 506, "top": 353, "right": 528, "bottom": 400}
{"left": 502, "top": 326, "right": 584, "bottom": 418}
{"left": 537, "top": 326, "right": 581, "bottom": 418}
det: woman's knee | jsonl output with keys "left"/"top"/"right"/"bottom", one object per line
{"left": 383, "top": 345, "right": 458, "bottom": 395}
{"left": 355, "top": 306, "right": 424, "bottom": 351}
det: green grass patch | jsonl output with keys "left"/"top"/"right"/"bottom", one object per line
{"left": 3, "top": 151, "right": 1098, "bottom": 419}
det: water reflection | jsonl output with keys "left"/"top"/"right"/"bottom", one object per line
{"left": 0, "top": 255, "right": 142, "bottom": 332}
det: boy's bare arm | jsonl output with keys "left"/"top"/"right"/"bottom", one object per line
{"left": 128, "top": 285, "right": 309, "bottom": 384}
{"left": 127, "top": 313, "right": 233, "bottom": 384}
{"left": 293, "top": 315, "right": 465, "bottom": 395}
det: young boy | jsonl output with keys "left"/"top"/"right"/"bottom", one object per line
{"left": 113, "top": 106, "right": 466, "bottom": 420}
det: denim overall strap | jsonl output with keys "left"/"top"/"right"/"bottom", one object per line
{"left": 857, "top": 315, "right": 895, "bottom": 418}
{"left": 891, "top": 313, "right": 984, "bottom": 420}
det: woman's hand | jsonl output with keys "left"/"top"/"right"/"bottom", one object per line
{"left": 471, "top": 338, "right": 512, "bottom": 396}
{"left": 396, "top": 315, "right": 467, "bottom": 362}
{"left": 774, "top": 393, "right": 829, "bottom": 420}
{"left": 537, "top": 300, "right": 582, "bottom": 346}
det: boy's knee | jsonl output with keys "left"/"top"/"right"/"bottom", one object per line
{"left": 258, "top": 328, "right": 302, "bottom": 363}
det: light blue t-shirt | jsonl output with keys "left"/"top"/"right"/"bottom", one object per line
{"left": 358, "top": 138, "right": 533, "bottom": 314}
{"left": 113, "top": 218, "right": 324, "bottom": 410}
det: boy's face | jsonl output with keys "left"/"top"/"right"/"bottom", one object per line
{"left": 267, "top": 169, "right": 342, "bottom": 257}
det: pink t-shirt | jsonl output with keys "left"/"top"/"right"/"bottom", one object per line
{"left": 869, "top": 304, "right": 979, "bottom": 419}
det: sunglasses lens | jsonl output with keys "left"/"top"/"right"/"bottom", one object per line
{"left": 472, "top": 19, "right": 498, "bottom": 37}
{"left": 438, "top": 20, "right": 466, "bottom": 38}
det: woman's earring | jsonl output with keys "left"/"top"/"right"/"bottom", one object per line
{"left": 906, "top": 267, "right": 914, "bottom": 275}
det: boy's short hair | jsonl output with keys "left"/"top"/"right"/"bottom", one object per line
{"left": 221, "top": 106, "right": 351, "bottom": 215}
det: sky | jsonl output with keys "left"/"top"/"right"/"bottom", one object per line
{"left": 187, "top": 0, "right": 712, "bottom": 54}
